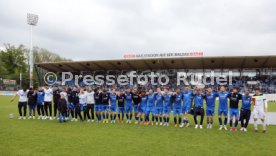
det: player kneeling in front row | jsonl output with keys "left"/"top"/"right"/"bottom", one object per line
{"left": 240, "top": 91, "right": 252, "bottom": 132}
{"left": 252, "top": 88, "right": 268, "bottom": 133}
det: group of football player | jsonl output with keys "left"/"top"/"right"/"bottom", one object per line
{"left": 11, "top": 84, "right": 268, "bottom": 133}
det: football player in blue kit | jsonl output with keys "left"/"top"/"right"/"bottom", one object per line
{"left": 171, "top": 88, "right": 183, "bottom": 128}
{"left": 180, "top": 86, "right": 193, "bottom": 128}
{"left": 155, "top": 88, "right": 164, "bottom": 126}
{"left": 218, "top": 86, "right": 229, "bottom": 130}
{"left": 204, "top": 87, "right": 217, "bottom": 129}
{"left": 138, "top": 90, "right": 147, "bottom": 125}
{"left": 109, "top": 88, "right": 117, "bottom": 124}
{"left": 162, "top": 88, "right": 173, "bottom": 126}
{"left": 125, "top": 88, "right": 133, "bottom": 124}
{"left": 145, "top": 89, "right": 156, "bottom": 125}
{"left": 193, "top": 88, "right": 205, "bottom": 129}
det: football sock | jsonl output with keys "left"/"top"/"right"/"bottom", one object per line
{"left": 174, "top": 117, "right": 177, "bottom": 124}
{"left": 234, "top": 119, "right": 238, "bottom": 127}
{"left": 224, "top": 118, "right": 228, "bottom": 125}
{"left": 219, "top": 117, "right": 222, "bottom": 125}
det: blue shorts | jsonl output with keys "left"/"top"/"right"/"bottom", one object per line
{"left": 117, "top": 107, "right": 125, "bottom": 113}
{"left": 163, "top": 106, "right": 171, "bottom": 115}
{"left": 230, "top": 108, "right": 239, "bottom": 118}
{"left": 155, "top": 107, "right": 163, "bottom": 115}
{"left": 182, "top": 105, "right": 191, "bottom": 114}
{"left": 102, "top": 105, "right": 109, "bottom": 112}
{"left": 68, "top": 103, "right": 74, "bottom": 110}
{"left": 173, "top": 107, "right": 182, "bottom": 116}
{"left": 218, "top": 108, "right": 228, "bottom": 116}
{"left": 125, "top": 104, "right": 133, "bottom": 113}
{"left": 95, "top": 105, "right": 102, "bottom": 112}
{"left": 146, "top": 106, "right": 155, "bottom": 116}
{"left": 28, "top": 104, "right": 36, "bottom": 110}
{"left": 110, "top": 105, "right": 117, "bottom": 112}
{"left": 139, "top": 106, "right": 146, "bottom": 114}
{"left": 206, "top": 108, "right": 215, "bottom": 116}
{"left": 133, "top": 105, "right": 139, "bottom": 112}
{"left": 80, "top": 104, "right": 87, "bottom": 112}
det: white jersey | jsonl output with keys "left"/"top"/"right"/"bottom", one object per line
{"left": 79, "top": 93, "right": 86, "bottom": 105}
{"left": 44, "top": 88, "right": 53, "bottom": 102}
{"left": 17, "top": 90, "right": 28, "bottom": 102}
{"left": 252, "top": 94, "right": 267, "bottom": 119}
{"left": 60, "top": 91, "right": 68, "bottom": 101}
{"left": 253, "top": 94, "right": 267, "bottom": 110}
{"left": 86, "top": 91, "right": 95, "bottom": 104}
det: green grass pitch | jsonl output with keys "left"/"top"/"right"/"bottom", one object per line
{"left": 0, "top": 96, "right": 276, "bottom": 156}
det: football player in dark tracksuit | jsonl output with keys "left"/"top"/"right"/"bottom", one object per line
{"left": 58, "top": 94, "right": 68, "bottom": 123}
{"left": 71, "top": 86, "right": 80, "bottom": 122}
{"left": 53, "top": 85, "right": 61, "bottom": 120}
{"left": 27, "top": 88, "right": 37, "bottom": 119}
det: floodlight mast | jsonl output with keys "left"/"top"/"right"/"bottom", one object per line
{"left": 27, "top": 13, "right": 38, "bottom": 88}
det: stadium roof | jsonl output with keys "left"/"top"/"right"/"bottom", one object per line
{"left": 36, "top": 55, "right": 276, "bottom": 72}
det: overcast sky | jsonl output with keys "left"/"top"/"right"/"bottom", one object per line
{"left": 0, "top": 0, "right": 275, "bottom": 60}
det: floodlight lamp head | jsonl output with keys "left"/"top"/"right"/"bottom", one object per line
{"left": 27, "top": 13, "right": 39, "bottom": 26}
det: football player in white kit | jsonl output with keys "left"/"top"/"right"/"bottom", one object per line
{"left": 11, "top": 88, "right": 28, "bottom": 119}
{"left": 252, "top": 87, "right": 268, "bottom": 133}
{"left": 43, "top": 84, "right": 53, "bottom": 120}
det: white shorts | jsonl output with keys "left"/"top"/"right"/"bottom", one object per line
{"left": 253, "top": 109, "right": 265, "bottom": 119}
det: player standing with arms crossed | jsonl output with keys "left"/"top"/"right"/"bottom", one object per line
{"left": 252, "top": 87, "right": 268, "bottom": 133}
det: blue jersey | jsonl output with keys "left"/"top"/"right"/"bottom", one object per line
{"left": 140, "top": 96, "right": 147, "bottom": 108}
{"left": 193, "top": 94, "right": 205, "bottom": 108}
{"left": 218, "top": 92, "right": 229, "bottom": 110}
{"left": 125, "top": 93, "right": 133, "bottom": 105}
{"left": 182, "top": 90, "right": 193, "bottom": 107}
{"left": 163, "top": 93, "right": 172, "bottom": 107}
{"left": 37, "top": 91, "right": 44, "bottom": 104}
{"left": 241, "top": 96, "right": 252, "bottom": 110}
{"left": 155, "top": 93, "right": 164, "bottom": 107}
{"left": 147, "top": 93, "right": 156, "bottom": 107}
{"left": 173, "top": 93, "right": 183, "bottom": 109}
{"left": 205, "top": 93, "right": 217, "bottom": 109}
{"left": 109, "top": 93, "right": 117, "bottom": 107}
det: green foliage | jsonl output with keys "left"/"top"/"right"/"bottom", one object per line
{"left": 33, "top": 46, "right": 72, "bottom": 63}
{"left": 0, "top": 43, "right": 71, "bottom": 88}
